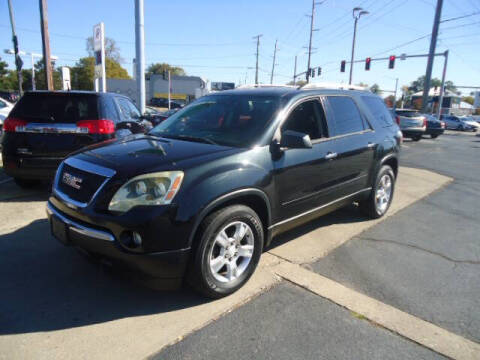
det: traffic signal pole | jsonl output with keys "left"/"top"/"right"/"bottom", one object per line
{"left": 421, "top": 0, "right": 443, "bottom": 113}
{"left": 135, "top": 0, "right": 146, "bottom": 113}
{"left": 7, "top": 0, "right": 23, "bottom": 95}
{"left": 436, "top": 50, "right": 449, "bottom": 119}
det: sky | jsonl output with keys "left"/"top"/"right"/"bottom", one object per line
{"left": 1, "top": 0, "right": 479, "bottom": 96}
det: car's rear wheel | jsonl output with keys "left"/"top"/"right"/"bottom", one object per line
{"left": 431, "top": 134, "right": 438, "bottom": 139}
{"left": 14, "top": 178, "right": 41, "bottom": 188}
{"left": 412, "top": 135, "right": 422, "bottom": 141}
{"left": 187, "top": 205, "right": 263, "bottom": 298}
{"left": 360, "top": 165, "right": 395, "bottom": 219}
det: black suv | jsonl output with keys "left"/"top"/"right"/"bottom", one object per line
{"left": 2, "top": 91, "right": 151, "bottom": 187}
{"left": 47, "top": 86, "right": 401, "bottom": 298}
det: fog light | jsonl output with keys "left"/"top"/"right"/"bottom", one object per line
{"left": 133, "top": 232, "right": 142, "bottom": 246}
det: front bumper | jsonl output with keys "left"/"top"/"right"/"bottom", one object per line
{"left": 47, "top": 201, "right": 191, "bottom": 285}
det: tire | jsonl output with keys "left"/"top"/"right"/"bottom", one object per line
{"left": 457, "top": 125, "right": 464, "bottom": 131}
{"left": 187, "top": 204, "right": 264, "bottom": 299}
{"left": 14, "top": 178, "right": 40, "bottom": 188}
{"left": 360, "top": 165, "right": 395, "bottom": 219}
{"left": 430, "top": 134, "right": 438, "bottom": 139}
{"left": 412, "top": 135, "right": 421, "bottom": 141}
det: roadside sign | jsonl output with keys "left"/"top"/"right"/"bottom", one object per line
{"left": 93, "top": 22, "right": 106, "bottom": 92}
{"left": 400, "top": 53, "right": 407, "bottom": 60}
{"left": 61, "top": 67, "right": 71, "bottom": 90}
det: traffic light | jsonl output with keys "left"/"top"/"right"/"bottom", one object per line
{"left": 388, "top": 55, "right": 395, "bottom": 69}
{"left": 365, "top": 57, "right": 371, "bottom": 71}
{"left": 311, "top": 68, "right": 315, "bottom": 78}
{"left": 340, "top": 60, "right": 346, "bottom": 72}
{"left": 317, "top": 67, "right": 322, "bottom": 76}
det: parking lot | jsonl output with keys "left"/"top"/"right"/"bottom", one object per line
{"left": 0, "top": 131, "right": 479, "bottom": 359}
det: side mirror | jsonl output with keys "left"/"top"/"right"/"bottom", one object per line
{"left": 280, "top": 130, "right": 313, "bottom": 149}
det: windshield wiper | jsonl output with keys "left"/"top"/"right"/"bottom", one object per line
{"left": 152, "top": 133, "right": 218, "bottom": 145}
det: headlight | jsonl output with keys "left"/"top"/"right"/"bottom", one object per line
{"left": 108, "top": 171, "right": 184, "bottom": 213}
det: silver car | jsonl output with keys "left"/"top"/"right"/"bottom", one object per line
{"left": 393, "top": 109, "right": 426, "bottom": 141}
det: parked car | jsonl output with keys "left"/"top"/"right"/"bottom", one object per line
{"left": 470, "top": 115, "right": 480, "bottom": 123}
{"left": 47, "top": 86, "right": 401, "bottom": 298}
{"left": 0, "top": 97, "right": 14, "bottom": 134}
{"left": 459, "top": 116, "right": 480, "bottom": 131}
{"left": 0, "top": 90, "right": 19, "bottom": 103}
{"left": 150, "top": 97, "right": 184, "bottom": 109}
{"left": 393, "top": 109, "right": 426, "bottom": 141}
{"left": 441, "top": 115, "right": 477, "bottom": 132}
{"left": 1, "top": 91, "right": 152, "bottom": 187}
{"left": 424, "top": 114, "right": 445, "bottom": 139}
{"left": 143, "top": 107, "right": 178, "bottom": 126}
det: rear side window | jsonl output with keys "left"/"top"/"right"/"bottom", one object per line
{"left": 10, "top": 93, "right": 98, "bottom": 123}
{"left": 100, "top": 96, "right": 120, "bottom": 121}
{"left": 117, "top": 97, "right": 141, "bottom": 121}
{"left": 362, "top": 96, "right": 393, "bottom": 126}
{"left": 326, "top": 96, "right": 364, "bottom": 136}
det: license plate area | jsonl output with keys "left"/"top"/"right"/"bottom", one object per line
{"left": 51, "top": 215, "right": 70, "bottom": 245}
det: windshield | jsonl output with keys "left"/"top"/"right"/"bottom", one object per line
{"left": 149, "top": 95, "right": 280, "bottom": 147}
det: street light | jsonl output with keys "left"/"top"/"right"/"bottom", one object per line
{"left": 4, "top": 49, "right": 58, "bottom": 90}
{"left": 349, "top": 7, "right": 369, "bottom": 85}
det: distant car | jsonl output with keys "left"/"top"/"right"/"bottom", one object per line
{"left": 1, "top": 91, "right": 152, "bottom": 187}
{"left": 143, "top": 107, "right": 178, "bottom": 126}
{"left": 0, "top": 97, "right": 14, "bottom": 134}
{"left": 470, "top": 115, "right": 480, "bottom": 123}
{"left": 441, "top": 115, "right": 477, "bottom": 132}
{"left": 393, "top": 109, "right": 426, "bottom": 141}
{"left": 0, "top": 91, "right": 19, "bottom": 103}
{"left": 424, "top": 114, "right": 445, "bottom": 139}
{"left": 460, "top": 116, "right": 480, "bottom": 130}
{"left": 149, "top": 97, "right": 184, "bottom": 109}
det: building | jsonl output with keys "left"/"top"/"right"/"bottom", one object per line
{"left": 410, "top": 88, "right": 468, "bottom": 115}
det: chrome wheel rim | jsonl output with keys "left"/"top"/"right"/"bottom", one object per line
{"left": 375, "top": 174, "right": 392, "bottom": 214}
{"left": 208, "top": 221, "right": 254, "bottom": 283}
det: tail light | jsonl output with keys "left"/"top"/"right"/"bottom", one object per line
{"left": 441, "top": 121, "right": 445, "bottom": 128}
{"left": 3, "top": 117, "right": 27, "bottom": 132}
{"left": 423, "top": 117, "right": 427, "bottom": 127}
{"left": 77, "top": 119, "right": 115, "bottom": 134}
{"left": 395, "top": 116, "right": 400, "bottom": 125}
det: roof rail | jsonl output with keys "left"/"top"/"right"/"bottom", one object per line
{"left": 236, "top": 84, "right": 297, "bottom": 89}
{"left": 300, "top": 82, "right": 369, "bottom": 91}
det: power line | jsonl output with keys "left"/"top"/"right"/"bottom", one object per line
{"left": 441, "top": 11, "right": 480, "bottom": 23}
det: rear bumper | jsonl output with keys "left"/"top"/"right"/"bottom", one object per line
{"left": 401, "top": 129, "right": 425, "bottom": 138}
{"left": 425, "top": 128, "right": 445, "bottom": 136}
{"left": 46, "top": 202, "right": 191, "bottom": 286}
{"left": 2, "top": 154, "right": 62, "bottom": 180}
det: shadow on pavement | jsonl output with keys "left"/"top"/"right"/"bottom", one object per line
{"left": 268, "top": 204, "right": 368, "bottom": 251}
{"left": 0, "top": 219, "right": 207, "bottom": 335}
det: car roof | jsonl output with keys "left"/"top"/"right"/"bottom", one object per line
{"left": 208, "top": 86, "right": 373, "bottom": 101}
{"left": 23, "top": 90, "right": 122, "bottom": 98}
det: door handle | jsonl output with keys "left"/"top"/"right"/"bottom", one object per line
{"left": 325, "top": 152, "right": 338, "bottom": 160}
{"left": 367, "top": 142, "right": 376, "bottom": 148}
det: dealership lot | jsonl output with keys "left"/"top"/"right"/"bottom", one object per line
{"left": 1, "top": 132, "right": 480, "bottom": 359}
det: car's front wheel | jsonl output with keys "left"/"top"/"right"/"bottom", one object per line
{"left": 431, "top": 134, "right": 439, "bottom": 139}
{"left": 412, "top": 135, "right": 422, "bottom": 141}
{"left": 187, "top": 205, "right": 264, "bottom": 298}
{"left": 360, "top": 165, "right": 395, "bottom": 219}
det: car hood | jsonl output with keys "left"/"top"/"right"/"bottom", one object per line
{"left": 73, "top": 134, "right": 238, "bottom": 176}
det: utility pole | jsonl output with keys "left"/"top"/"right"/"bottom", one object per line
{"left": 7, "top": 0, "right": 23, "bottom": 95}
{"left": 39, "top": 0, "right": 53, "bottom": 90}
{"left": 293, "top": 55, "right": 297, "bottom": 85}
{"left": 135, "top": 0, "right": 146, "bottom": 113}
{"left": 421, "top": 0, "right": 443, "bottom": 113}
{"left": 270, "top": 39, "right": 278, "bottom": 84}
{"left": 349, "top": 7, "right": 369, "bottom": 85}
{"left": 393, "top": 78, "right": 399, "bottom": 111}
{"left": 253, "top": 34, "right": 262, "bottom": 84}
{"left": 436, "top": 50, "right": 449, "bottom": 119}
{"left": 306, "top": 0, "right": 316, "bottom": 83}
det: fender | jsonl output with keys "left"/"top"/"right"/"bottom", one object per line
{"left": 187, "top": 188, "right": 272, "bottom": 248}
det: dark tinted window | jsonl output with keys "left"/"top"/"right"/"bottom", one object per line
{"left": 117, "top": 97, "right": 141, "bottom": 121}
{"left": 282, "top": 99, "right": 327, "bottom": 140}
{"left": 362, "top": 96, "right": 393, "bottom": 126}
{"left": 11, "top": 93, "right": 98, "bottom": 123}
{"left": 396, "top": 110, "right": 420, "bottom": 118}
{"left": 101, "top": 96, "right": 120, "bottom": 121}
{"left": 151, "top": 95, "right": 280, "bottom": 147}
{"left": 327, "top": 96, "right": 364, "bottom": 136}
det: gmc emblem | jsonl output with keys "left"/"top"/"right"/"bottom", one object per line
{"left": 62, "top": 172, "right": 83, "bottom": 190}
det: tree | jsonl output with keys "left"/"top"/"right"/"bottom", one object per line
{"left": 70, "top": 57, "right": 130, "bottom": 90}
{"left": 408, "top": 76, "right": 457, "bottom": 94}
{"left": 0, "top": 57, "right": 15, "bottom": 90}
{"left": 370, "top": 83, "right": 382, "bottom": 95}
{"left": 33, "top": 59, "right": 63, "bottom": 90}
{"left": 462, "top": 96, "right": 474, "bottom": 105}
{"left": 146, "top": 63, "right": 186, "bottom": 78}
{"left": 86, "top": 36, "right": 123, "bottom": 63}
